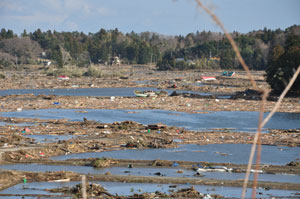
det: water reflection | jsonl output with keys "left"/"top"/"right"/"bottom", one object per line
{"left": 0, "top": 181, "right": 297, "bottom": 199}
{"left": 2, "top": 109, "right": 299, "bottom": 133}
{"left": 0, "top": 87, "right": 210, "bottom": 97}
{"left": 51, "top": 144, "right": 300, "bottom": 165}
{"left": 24, "top": 134, "right": 77, "bottom": 143}
{"left": 0, "top": 163, "right": 299, "bottom": 183}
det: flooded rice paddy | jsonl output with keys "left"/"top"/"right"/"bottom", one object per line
{"left": 0, "top": 78, "right": 299, "bottom": 198}
{"left": 0, "top": 181, "right": 71, "bottom": 199}
{"left": 2, "top": 109, "right": 300, "bottom": 132}
{"left": 0, "top": 122, "right": 36, "bottom": 127}
{"left": 0, "top": 181, "right": 298, "bottom": 199}
{"left": 51, "top": 144, "right": 300, "bottom": 165}
{"left": 24, "top": 134, "right": 77, "bottom": 144}
{"left": 0, "top": 87, "right": 213, "bottom": 97}
{"left": 0, "top": 163, "right": 299, "bottom": 183}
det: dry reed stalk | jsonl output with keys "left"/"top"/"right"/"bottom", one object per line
{"left": 251, "top": 91, "right": 268, "bottom": 198}
{"left": 242, "top": 66, "right": 300, "bottom": 198}
{"left": 194, "top": 1, "right": 300, "bottom": 198}
{"left": 241, "top": 90, "right": 268, "bottom": 199}
{"left": 82, "top": 175, "right": 87, "bottom": 199}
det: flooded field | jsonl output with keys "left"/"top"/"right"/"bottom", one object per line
{"left": 98, "top": 182, "right": 299, "bottom": 198}
{"left": 0, "top": 181, "right": 299, "bottom": 199}
{"left": 0, "top": 181, "right": 71, "bottom": 199}
{"left": 0, "top": 67, "right": 299, "bottom": 198}
{"left": 0, "top": 122, "right": 36, "bottom": 127}
{"left": 2, "top": 109, "right": 300, "bottom": 132}
{"left": 1, "top": 163, "right": 299, "bottom": 183}
{"left": 51, "top": 144, "right": 299, "bottom": 165}
{"left": 0, "top": 87, "right": 219, "bottom": 97}
{"left": 24, "top": 134, "right": 78, "bottom": 144}
{"left": 0, "top": 87, "right": 167, "bottom": 97}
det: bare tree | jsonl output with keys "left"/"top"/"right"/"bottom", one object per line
{"left": 0, "top": 37, "right": 42, "bottom": 64}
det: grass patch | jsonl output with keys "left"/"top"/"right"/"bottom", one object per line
{"left": 44, "top": 64, "right": 124, "bottom": 78}
{"left": 91, "top": 157, "right": 118, "bottom": 168}
{"left": 0, "top": 73, "right": 6, "bottom": 79}
{"left": 85, "top": 65, "right": 103, "bottom": 77}
{"left": 44, "top": 65, "right": 85, "bottom": 77}
{"left": 85, "top": 65, "right": 124, "bottom": 78}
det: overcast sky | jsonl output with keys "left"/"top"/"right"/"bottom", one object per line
{"left": 0, "top": 0, "right": 299, "bottom": 36}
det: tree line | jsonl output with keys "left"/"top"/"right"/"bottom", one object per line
{"left": 0, "top": 25, "right": 298, "bottom": 70}
{"left": 0, "top": 25, "right": 299, "bottom": 94}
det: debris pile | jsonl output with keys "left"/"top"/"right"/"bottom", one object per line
{"left": 170, "top": 186, "right": 205, "bottom": 198}
{"left": 91, "top": 157, "right": 118, "bottom": 168}
{"left": 125, "top": 137, "right": 175, "bottom": 149}
{"left": 122, "top": 186, "right": 223, "bottom": 199}
{"left": 70, "top": 183, "right": 112, "bottom": 198}
{"left": 50, "top": 183, "right": 114, "bottom": 198}
{"left": 0, "top": 134, "right": 33, "bottom": 147}
{"left": 152, "top": 159, "right": 173, "bottom": 167}
{"left": 286, "top": 161, "right": 300, "bottom": 167}
{"left": 231, "top": 89, "right": 264, "bottom": 100}
{"left": 24, "top": 171, "right": 80, "bottom": 182}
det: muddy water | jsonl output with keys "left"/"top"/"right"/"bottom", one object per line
{"left": 0, "top": 181, "right": 298, "bottom": 199}
{"left": 2, "top": 109, "right": 300, "bottom": 132}
{"left": 0, "top": 164, "right": 299, "bottom": 183}
{"left": 51, "top": 144, "right": 299, "bottom": 165}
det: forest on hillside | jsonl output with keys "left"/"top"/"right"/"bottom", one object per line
{"left": 0, "top": 25, "right": 299, "bottom": 71}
